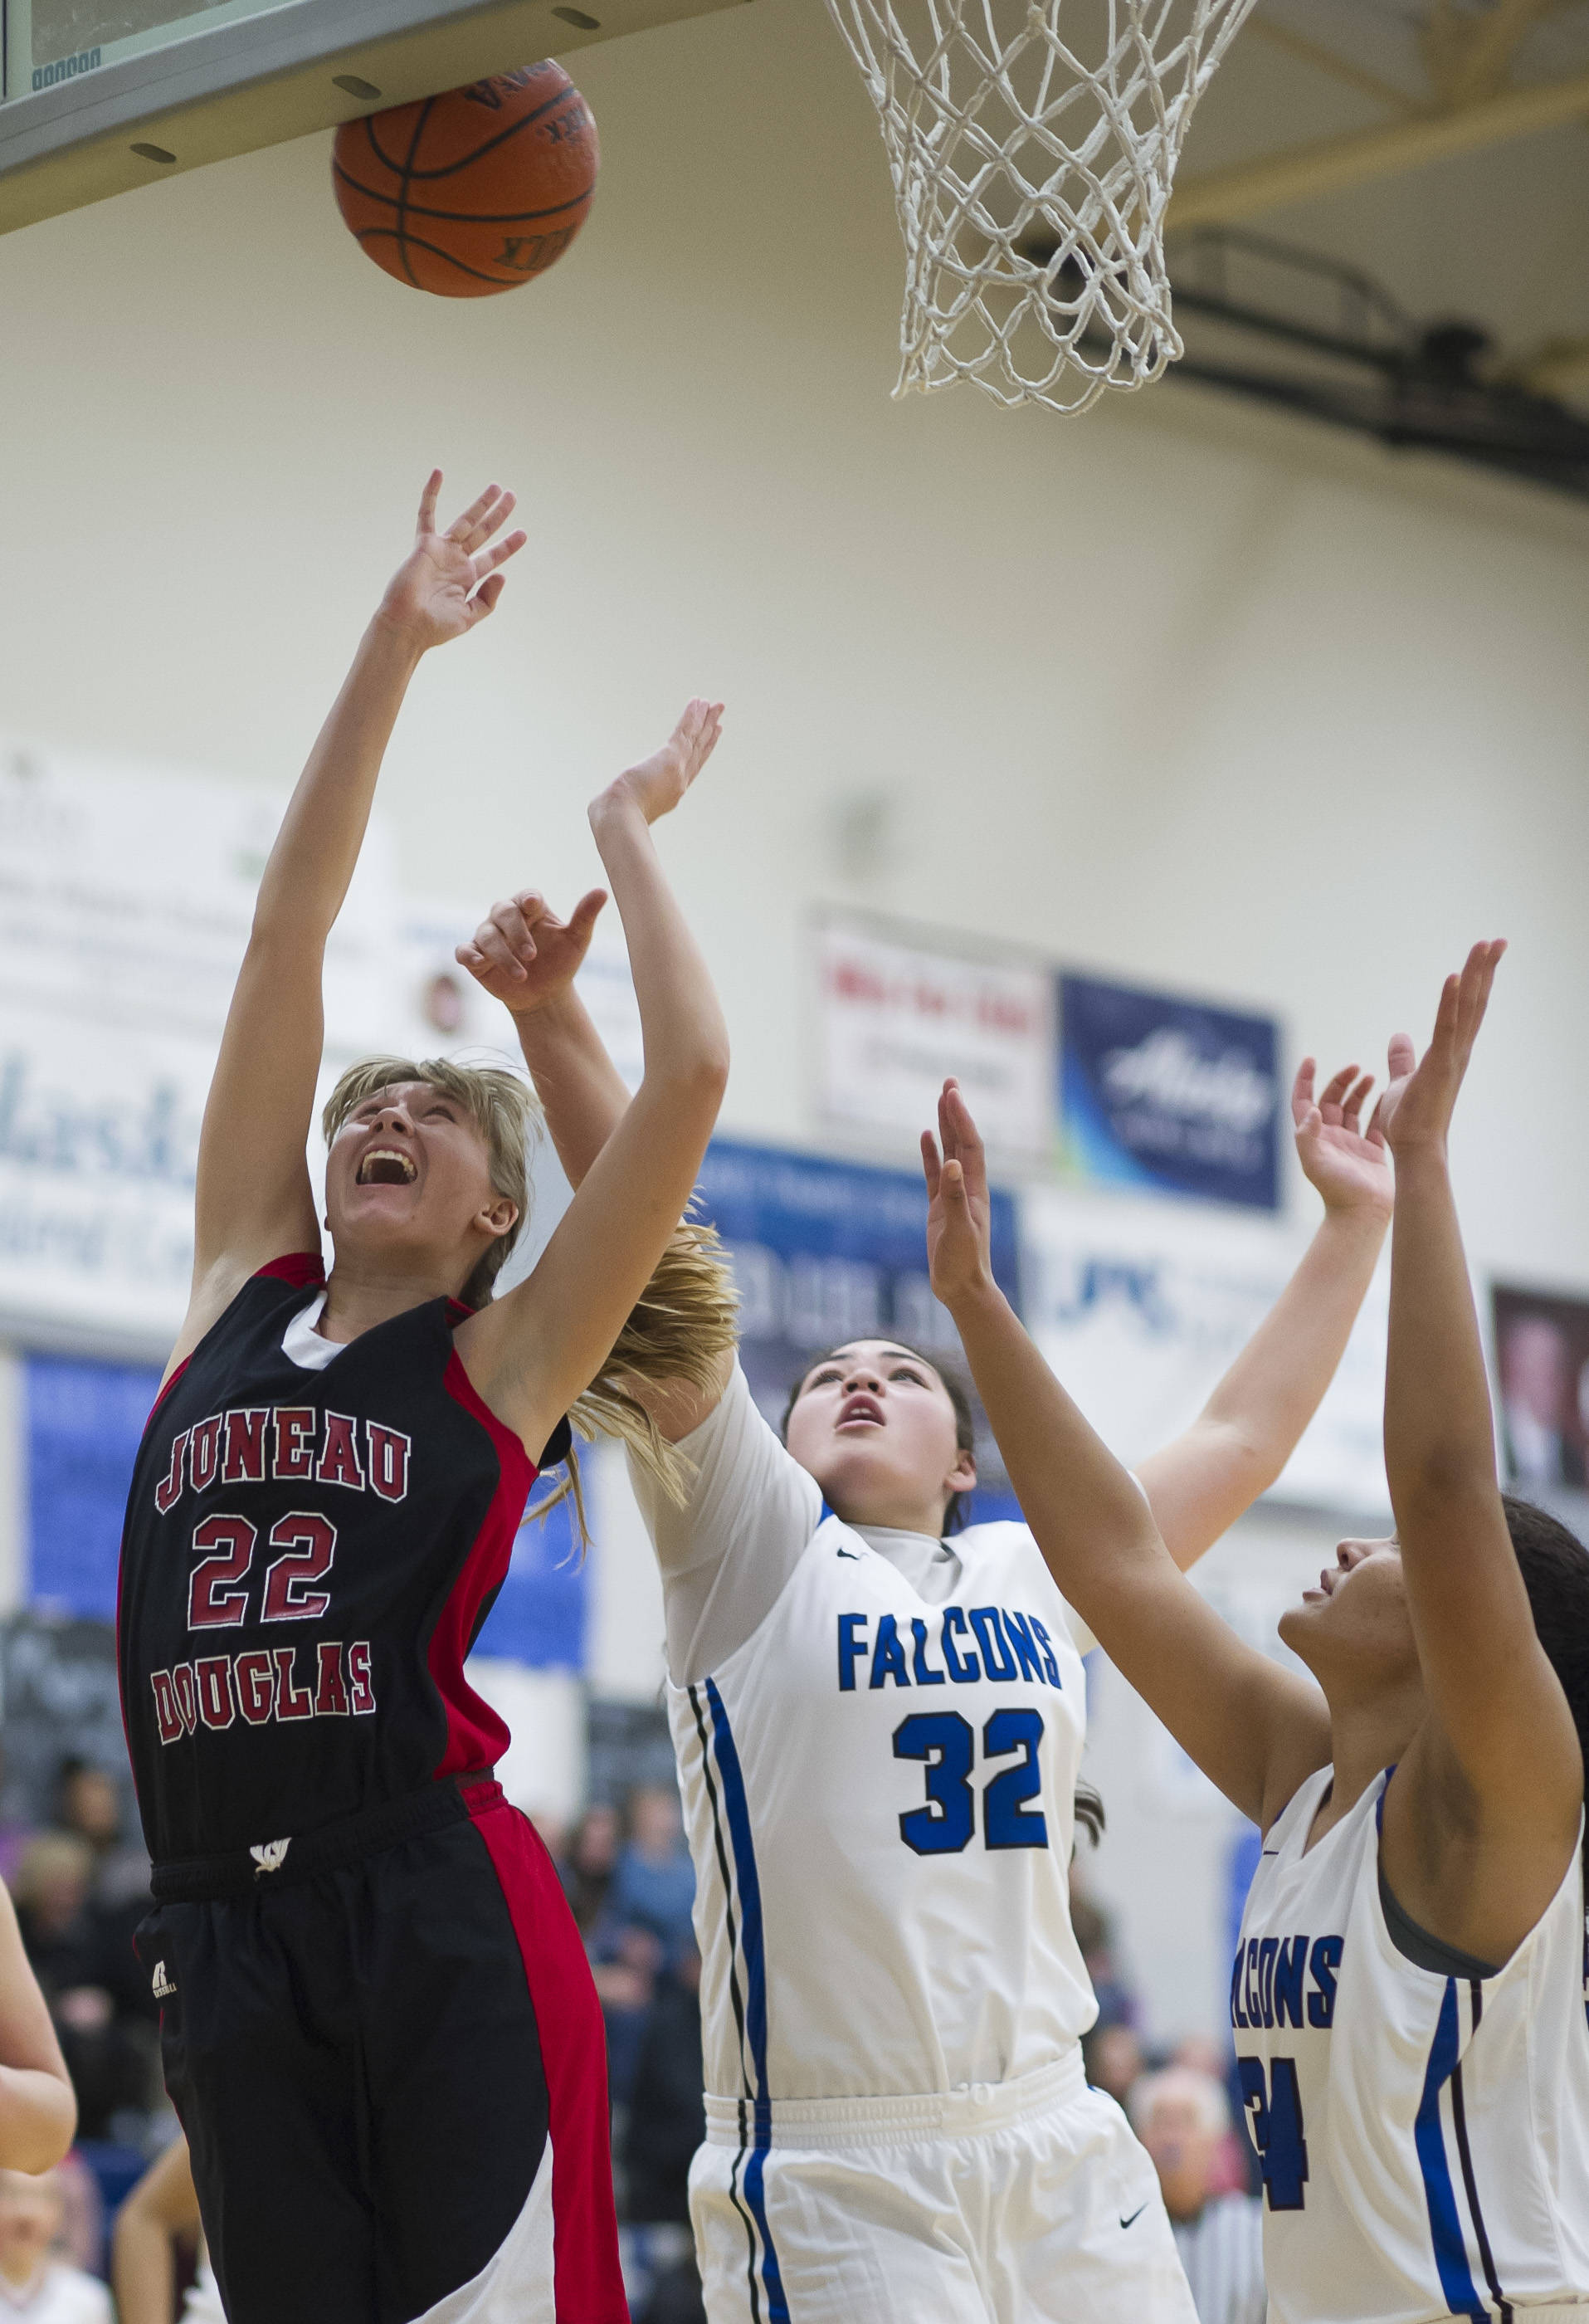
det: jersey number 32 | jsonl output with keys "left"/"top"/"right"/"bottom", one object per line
{"left": 893, "top": 1710, "right": 1049, "bottom": 1853}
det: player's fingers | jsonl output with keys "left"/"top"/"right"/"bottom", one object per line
{"left": 447, "top": 482, "right": 503, "bottom": 547}
{"left": 1365, "top": 1091, "right": 1390, "bottom": 1148}
{"left": 920, "top": 1131, "right": 942, "bottom": 1197}
{"left": 470, "top": 572, "right": 507, "bottom": 618}
{"left": 1386, "top": 1032, "right": 1416, "bottom": 1082}
{"left": 568, "top": 889, "right": 608, "bottom": 940}
{"left": 417, "top": 469, "right": 442, "bottom": 537}
{"left": 476, "top": 527, "right": 527, "bottom": 579}
{"left": 1290, "top": 1057, "right": 1315, "bottom": 1124}
{"left": 492, "top": 899, "right": 539, "bottom": 959}
{"left": 473, "top": 922, "right": 528, "bottom": 980}
{"left": 1317, "top": 1063, "right": 1357, "bottom": 1114}
{"left": 1341, "top": 1072, "right": 1375, "bottom": 1132}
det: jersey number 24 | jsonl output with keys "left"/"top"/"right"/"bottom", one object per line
{"left": 893, "top": 1710, "right": 1048, "bottom": 1853}
{"left": 1237, "top": 2055, "right": 1309, "bottom": 2210}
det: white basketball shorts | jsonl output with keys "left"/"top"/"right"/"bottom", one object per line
{"left": 690, "top": 2049, "right": 1198, "bottom": 2324}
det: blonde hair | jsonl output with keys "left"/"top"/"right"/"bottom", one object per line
{"left": 322, "top": 1056, "right": 739, "bottom": 1535}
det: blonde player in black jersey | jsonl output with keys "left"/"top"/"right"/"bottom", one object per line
{"left": 119, "top": 475, "right": 733, "bottom": 2324}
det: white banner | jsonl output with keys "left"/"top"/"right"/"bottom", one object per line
{"left": 815, "top": 912, "right": 1054, "bottom": 1162}
{"left": 1019, "top": 1181, "right": 1390, "bottom": 1517}
{"left": 0, "top": 741, "right": 401, "bottom": 1345}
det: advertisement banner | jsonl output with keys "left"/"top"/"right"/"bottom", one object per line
{"left": 1059, "top": 972, "right": 1281, "bottom": 1212}
{"left": 816, "top": 912, "right": 1055, "bottom": 1164}
{"left": 0, "top": 742, "right": 400, "bottom": 1347}
{"left": 696, "top": 1137, "right": 1024, "bottom": 1519}
{"left": 1021, "top": 1182, "right": 1389, "bottom": 1516}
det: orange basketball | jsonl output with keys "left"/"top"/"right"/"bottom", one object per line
{"left": 332, "top": 62, "right": 598, "bottom": 298}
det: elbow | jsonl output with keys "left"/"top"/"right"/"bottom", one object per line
{"left": 651, "top": 1042, "right": 729, "bottom": 1111}
{"left": 1388, "top": 1448, "right": 1499, "bottom": 1524}
{"left": 2, "top": 2077, "right": 76, "bottom": 2174}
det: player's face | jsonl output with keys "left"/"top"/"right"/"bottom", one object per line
{"left": 325, "top": 1082, "right": 515, "bottom": 1288}
{"left": 784, "top": 1340, "right": 976, "bottom": 1532}
{"left": 1278, "top": 1536, "right": 1418, "bottom": 1684}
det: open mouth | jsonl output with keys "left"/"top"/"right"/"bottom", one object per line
{"left": 837, "top": 1394, "right": 884, "bottom": 1430}
{"left": 1302, "top": 1567, "right": 1338, "bottom": 1604}
{"left": 356, "top": 1147, "right": 417, "bottom": 1188}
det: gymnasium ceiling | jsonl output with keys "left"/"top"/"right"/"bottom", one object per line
{"left": 1167, "top": 2, "right": 1589, "bottom": 410}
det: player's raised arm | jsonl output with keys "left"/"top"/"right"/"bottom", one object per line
{"left": 458, "top": 703, "right": 731, "bottom": 1458}
{"left": 1376, "top": 944, "right": 1582, "bottom": 1950}
{"left": 1137, "top": 1058, "right": 1392, "bottom": 1569}
{"left": 460, "top": 886, "right": 738, "bottom": 1442}
{"left": 172, "top": 474, "right": 525, "bottom": 1378}
{"left": 924, "top": 1080, "right": 1329, "bottom": 1829}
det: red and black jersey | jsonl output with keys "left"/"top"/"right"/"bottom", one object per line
{"left": 118, "top": 1254, "right": 553, "bottom": 1866}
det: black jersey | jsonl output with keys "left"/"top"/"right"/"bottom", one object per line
{"left": 119, "top": 1254, "right": 548, "bottom": 1865}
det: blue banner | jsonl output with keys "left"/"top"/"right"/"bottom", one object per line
{"left": 27, "top": 1355, "right": 162, "bottom": 1622}
{"left": 695, "top": 1140, "right": 1023, "bottom": 1522}
{"left": 472, "top": 1490, "right": 586, "bottom": 1670}
{"left": 1059, "top": 974, "right": 1281, "bottom": 1211}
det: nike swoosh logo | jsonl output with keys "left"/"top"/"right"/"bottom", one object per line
{"left": 836, "top": 1548, "right": 862, "bottom": 1560}
{"left": 1119, "top": 2204, "right": 1148, "bottom": 2230}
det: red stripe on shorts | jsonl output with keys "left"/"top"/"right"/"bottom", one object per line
{"left": 465, "top": 1784, "right": 629, "bottom": 2321}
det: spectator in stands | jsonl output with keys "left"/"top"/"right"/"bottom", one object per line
{"left": 560, "top": 1804, "right": 621, "bottom": 1937}
{"left": 591, "top": 1924, "right": 661, "bottom": 2110}
{"left": 1130, "top": 2066, "right": 1265, "bottom": 2324}
{"left": 1083, "top": 2020, "right": 1143, "bottom": 2108}
{"left": 0, "top": 2168, "right": 109, "bottom": 2322}
{"left": 605, "top": 1788, "right": 695, "bottom": 1960}
{"left": 623, "top": 1944, "right": 704, "bottom": 2229}
{"left": 112, "top": 2136, "right": 225, "bottom": 2324}
{"left": 11, "top": 1838, "right": 153, "bottom": 2142}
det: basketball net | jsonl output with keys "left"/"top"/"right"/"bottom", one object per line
{"left": 823, "top": 0, "right": 1259, "bottom": 412}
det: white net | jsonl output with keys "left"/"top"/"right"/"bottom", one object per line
{"left": 824, "top": 0, "right": 1261, "bottom": 411}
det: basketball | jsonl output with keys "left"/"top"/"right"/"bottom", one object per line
{"left": 332, "top": 62, "right": 598, "bottom": 298}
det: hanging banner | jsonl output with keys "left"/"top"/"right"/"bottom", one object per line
{"left": 1021, "top": 1181, "right": 1388, "bottom": 1516}
{"left": 695, "top": 1137, "right": 1024, "bottom": 1518}
{"left": 816, "top": 911, "right": 1055, "bottom": 1164}
{"left": 1059, "top": 971, "right": 1281, "bottom": 1212}
{"left": 0, "top": 742, "right": 400, "bottom": 1346}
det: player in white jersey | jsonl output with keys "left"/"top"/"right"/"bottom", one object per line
{"left": 929, "top": 943, "right": 1589, "bottom": 2324}
{"left": 460, "top": 886, "right": 1393, "bottom": 2322}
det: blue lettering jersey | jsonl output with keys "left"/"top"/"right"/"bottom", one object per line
{"left": 670, "top": 1514, "right": 1095, "bottom": 2103}
{"left": 1234, "top": 1765, "right": 1589, "bottom": 2323}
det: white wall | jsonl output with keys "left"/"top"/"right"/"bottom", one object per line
{"left": 3, "top": 0, "right": 1588, "bottom": 2041}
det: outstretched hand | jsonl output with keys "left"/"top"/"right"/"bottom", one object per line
{"left": 922, "top": 1080, "right": 997, "bottom": 1308}
{"left": 1377, "top": 940, "right": 1506, "bottom": 1158}
{"left": 1293, "top": 1058, "right": 1393, "bottom": 1219}
{"left": 598, "top": 699, "right": 724, "bottom": 827}
{"left": 456, "top": 888, "right": 609, "bottom": 1018}
{"left": 376, "top": 472, "right": 528, "bottom": 651}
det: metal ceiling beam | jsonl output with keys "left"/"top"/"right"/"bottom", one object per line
{"left": 1440, "top": 0, "right": 1555, "bottom": 104}
{"left": 1247, "top": 15, "right": 1421, "bottom": 115}
{"left": 1169, "top": 61, "right": 1589, "bottom": 230}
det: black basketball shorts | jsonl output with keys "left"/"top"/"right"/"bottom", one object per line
{"left": 137, "top": 1780, "right": 626, "bottom": 2324}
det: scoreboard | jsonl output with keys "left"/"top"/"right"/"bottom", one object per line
{"left": 0, "top": 0, "right": 740, "bottom": 232}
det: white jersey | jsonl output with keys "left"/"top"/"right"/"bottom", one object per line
{"left": 1234, "top": 1764, "right": 1589, "bottom": 2324}
{"left": 0, "top": 2264, "right": 111, "bottom": 2322}
{"left": 669, "top": 1506, "right": 1094, "bottom": 2102}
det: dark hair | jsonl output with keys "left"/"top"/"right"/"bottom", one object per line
{"left": 781, "top": 1340, "right": 978, "bottom": 1532}
{"left": 1504, "top": 1493, "right": 1589, "bottom": 1872}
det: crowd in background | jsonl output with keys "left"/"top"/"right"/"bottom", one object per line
{"left": 0, "top": 1747, "right": 1265, "bottom": 2324}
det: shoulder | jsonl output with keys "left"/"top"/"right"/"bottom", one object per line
{"left": 956, "top": 1521, "right": 1095, "bottom": 1649}
{"left": 162, "top": 1250, "right": 326, "bottom": 1390}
